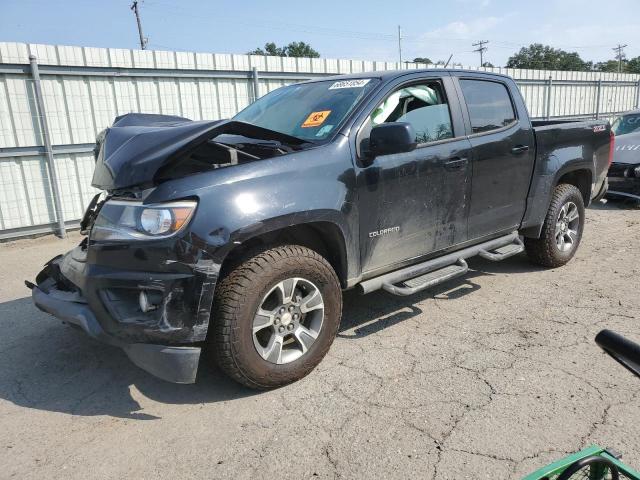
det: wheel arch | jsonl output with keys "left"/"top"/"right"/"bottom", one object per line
{"left": 219, "top": 220, "right": 350, "bottom": 289}
{"left": 520, "top": 164, "right": 593, "bottom": 239}
{"left": 556, "top": 168, "right": 593, "bottom": 206}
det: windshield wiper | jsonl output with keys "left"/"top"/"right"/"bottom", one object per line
{"left": 220, "top": 121, "right": 316, "bottom": 148}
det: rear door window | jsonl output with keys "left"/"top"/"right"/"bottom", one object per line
{"left": 459, "top": 79, "right": 516, "bottom": 134}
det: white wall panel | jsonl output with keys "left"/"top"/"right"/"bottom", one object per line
{"left": 63, "top": 77, "right": 95, "bottom": 143}
{"left": 0, "top": 158, "right": 31, "bottom": 229}
{"left": 4, "top": 76, "right": 39, "bottom": 147}
{"left": 113, "top": 78, "right": 139, "bottom": 115}
{"left": 84, "top": 47, "right": 110, "bottom": 67}
{"left": 157, "top": 79, "right": 181, "bottom": 116}
{"left": 178, "top": 79, "right": 200, "bottom": 119}
{"left": 88, "top": 78, "right": 117, "bottom": 132}
{"left": 0, "top": 78, "right": 16, "bottom": 148}
{"left": 20, "top": 156, "right": 54, "bottom": 225}
{"left": 40, "top": 77, "right": 71, "bottom": 145}
{"left": 136, "top": 78, "right": 161, "bottom": 113}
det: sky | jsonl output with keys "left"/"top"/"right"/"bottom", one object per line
{"left": 1, "top": 0, "right": 639, "bottom": 67}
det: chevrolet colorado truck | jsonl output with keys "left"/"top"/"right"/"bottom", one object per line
{"left": 29, "top": 70, "right": 613, "bottom": 388}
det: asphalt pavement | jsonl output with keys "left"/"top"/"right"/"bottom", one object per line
{"left": 1, "top": 200, "right": 639, "bottom": 479}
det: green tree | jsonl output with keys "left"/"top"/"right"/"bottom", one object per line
{"left": 413, "top": 57, "right": 433, "bottom": 64}
{"left": 247, "top": 41, "right": 320, "bottom": 58}
{"left": 482, "top": 61, "right": 494, "bottom": 68}
{"left": 593, "top": 57, "right": 640, "bottom": 73}
{"left": 625, "top": 56, "right": 640, "bottom": 73}
{"left": 594, "top": 60, "right": 623, "bottom": 72}
{"left": 285, "top": 42, "right": 320, "bottom": 58}
{"left": 506, "top": 43, "right": 591, "bottom": 71}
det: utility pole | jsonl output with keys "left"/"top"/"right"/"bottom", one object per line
{"left": 397, "top": 25, "right": 402, "bottom": 68}
{"left": 613, "top": 44, "right": 628, "bottom": 73}
{"left": 131, "top": 1, "right": 148, "bottom": 50}
{"left": 472, "top": 40, "right": 489, "bottom": 67}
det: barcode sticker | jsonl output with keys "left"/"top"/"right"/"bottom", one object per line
{"left": 328, "top": 79, "right": 371, "bottom": 90}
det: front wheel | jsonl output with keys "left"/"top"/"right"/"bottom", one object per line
{"left": 524, "top": 184, "right": 585, "bottom": 268}
{"left": 211, "top": 245, "right": 342, "bottom": 389}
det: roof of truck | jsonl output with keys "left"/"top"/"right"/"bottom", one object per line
{"left": 307, "top": 69, "right": 513, "bottom": 83}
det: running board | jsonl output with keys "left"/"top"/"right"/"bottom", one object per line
{"left": 383, "top": 259, "right": 468, "bottom": 296}
{"left": 478, "top": 237, "right": 524, "bottom": 261}
{"left": 359, "top": 232, "right": 522, "bottom": 296}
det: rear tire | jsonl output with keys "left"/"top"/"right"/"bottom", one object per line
{"left": 211, "top": 245, "right": 342, "bottom": 389}
{"left": 524, "top": 184, "right": 585, "bottom": 268}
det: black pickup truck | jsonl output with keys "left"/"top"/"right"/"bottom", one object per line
{"left": 29, "top": 69, "right": 612, "bottom": 388}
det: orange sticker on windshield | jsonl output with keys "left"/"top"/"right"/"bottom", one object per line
{"left": 302, "top": 110, "right": 331, "bottom": 128}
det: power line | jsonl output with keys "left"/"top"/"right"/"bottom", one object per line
{"left": 131, "top": 1, "right": 148, "bottom": 50}
{"left": 613, "top": 44, "right": 628, "bottom": 72}
{"left": 472, "top": 40, "right": 489, "bottom": 67}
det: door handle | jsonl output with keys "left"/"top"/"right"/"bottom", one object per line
{"left": 511, "top": 145, "right": 530, "bottom": 154}
{"left": 444, "top": 157, "right": 468, "bottom": 170}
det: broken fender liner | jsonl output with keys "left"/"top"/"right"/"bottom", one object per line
{"left": 122, "top": 344, "right": 201, "bottom": 384}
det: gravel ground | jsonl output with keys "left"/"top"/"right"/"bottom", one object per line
{"left": 1, "top": 200, "right": 639, "bottom": 479}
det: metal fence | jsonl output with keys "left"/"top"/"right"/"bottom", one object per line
{"left": 1, "top": 42, "right": 639, "bottom": 240}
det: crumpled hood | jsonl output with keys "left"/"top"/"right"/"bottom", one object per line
{"left": 92, "top": 113, "right": 226, "bottom": 190}
{"left": 613, "top": 131, "right": 640, "bottom": 165}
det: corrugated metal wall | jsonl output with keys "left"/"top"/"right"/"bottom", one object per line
{"left": 1, "top": 42, "right": 639, "bottom": 239}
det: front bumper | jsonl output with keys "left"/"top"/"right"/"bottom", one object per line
{"left": 30, "top": 239, "right": 219, "bottom": 383}
{"left": 32, "top": 284, "right": 201, "bottom": 383}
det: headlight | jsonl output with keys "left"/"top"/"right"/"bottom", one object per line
{"left": 91, "top": 199, "right": 197, "bottom": 241}
{"left": 635, "top": 166, "right": 640, "bottom": 178}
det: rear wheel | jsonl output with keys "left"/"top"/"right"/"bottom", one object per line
{"left": 211, "top": 245, "right": 342, "bottom": 389}
{"left": 524, "top": 184, "right": 585, "bottom": 268}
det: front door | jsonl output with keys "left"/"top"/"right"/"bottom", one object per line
{"left": 355, "top": 76, "right": 473, "bottom": 275}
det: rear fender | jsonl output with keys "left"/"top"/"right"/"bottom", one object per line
{"left": 520, "top": 154, "right": 594, "bottom": 238}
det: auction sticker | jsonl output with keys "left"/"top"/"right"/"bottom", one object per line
{"left": 328, "top": 79, "right": 371, "bottom": 89}
{"left": 302, "top": 110, "right": 331, "bottom": 128}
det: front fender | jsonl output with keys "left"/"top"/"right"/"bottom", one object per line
{"left": 145, "top": 138, "right": 359, "bottom": 279}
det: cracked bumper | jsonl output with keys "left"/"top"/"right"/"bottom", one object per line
{"left": 30, "top": 239, "right": 219, "bottom": 384}
{"left": 32, "top": 285, "right": 201, "bottom": 383}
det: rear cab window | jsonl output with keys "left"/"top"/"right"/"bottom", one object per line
{"left": 459, "top": 79, "right": 517, "bottom": 134}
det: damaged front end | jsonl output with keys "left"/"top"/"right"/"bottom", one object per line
{"left": 30, "top": 165, "right": 221, "bottom": 383}
{"left": 29, "top": 113, "right": 313, "bottom": 383}
{"left": 30, "top": 227, "right": 219, "bottom": 383}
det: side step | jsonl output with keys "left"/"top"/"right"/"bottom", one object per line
{"left": 383, "top": 259, "right": 468, "bottom": 296}
{"left": 359, "top": 232, "right": 523, "bottom": 297}
{"left": 478, "top": 237, "right": 524, "bottom": 261}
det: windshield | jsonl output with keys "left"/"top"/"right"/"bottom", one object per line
{"left": 612, "top": 113, "right": 640, "bottom": 136}
{"left": 233, "top": 79, "right": 380, "bottom": 141}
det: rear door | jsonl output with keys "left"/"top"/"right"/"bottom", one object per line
{"left": 353, "top": 74, "right": 473, "bottom": 275}
{"left": 453, "top": 76, "right": 535, "bottom": 239}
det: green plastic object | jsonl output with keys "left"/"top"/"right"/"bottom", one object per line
{"left": 523, "top": 445, "right": 640, "bottom": 480}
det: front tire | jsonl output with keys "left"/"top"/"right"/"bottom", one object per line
{"left": 211, "top": 245, "right": 342, "bottom": 389}
{"left": 524, "top": 184, "right": 585, "bottom": 268}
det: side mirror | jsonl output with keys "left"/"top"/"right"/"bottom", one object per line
{"left": 368, "top": 122, "right": 417, "bottom": 158}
